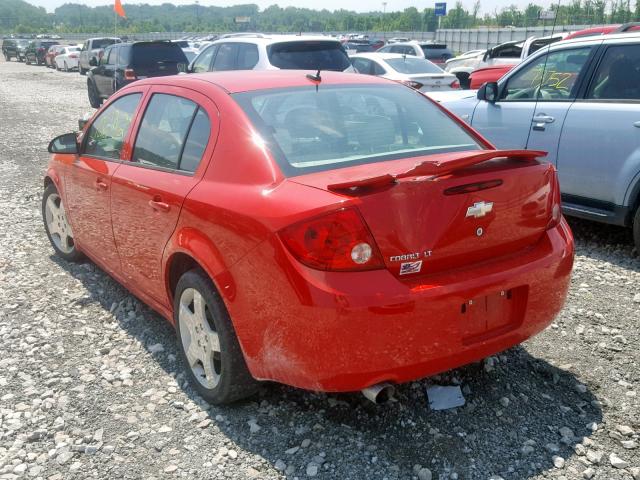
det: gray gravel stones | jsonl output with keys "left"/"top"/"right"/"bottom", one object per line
{"left": 0, "top": 57, "right": 639, "bottom": 479}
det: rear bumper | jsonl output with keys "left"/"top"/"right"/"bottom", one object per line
{"left": 228, "top": 219, "right": 574, "bottom": 392}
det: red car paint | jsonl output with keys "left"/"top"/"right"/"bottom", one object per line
{"left": 469, "top": 64, "right": 515, "bottom": 89}
{"left": 46, "top": 70, "right": 574, "bottom": 393}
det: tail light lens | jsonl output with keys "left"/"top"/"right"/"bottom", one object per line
{"left": 547, "top": 170, "right": 562, "bottom": 229}
{"left": 124, "top": 69, "right": 137, "bottom": 80}
{"left": 450, "top": 79, "right": 460, "bottom": 89}
{"left": 401, "top": 80, "right": 423, "bottom": 90}
{"left": 279, "top": 208, "right": 385, "bottom": 271}
{"left": 69, "top": 54, "right": 78, "bottom": 58}
{"left": 37, "top": 47, "right": 44, "bottom": 52}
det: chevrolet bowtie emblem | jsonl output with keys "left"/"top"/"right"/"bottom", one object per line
{"left": 466, "top": 201, "right": 493, "bottom": 218}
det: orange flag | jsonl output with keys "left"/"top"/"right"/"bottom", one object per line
{"left": 114, "top": 0, "right": 126, "bottom": 18}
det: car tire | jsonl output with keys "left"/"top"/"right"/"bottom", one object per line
{"left": 87, "top": 80, "right": 102, "bottom": 109}
{"left": 632, "top": 207, "right": 640, "bottom": 253}
{"left": 174, "top": 268, "right": 259, "bottom": 405}
{"left": 79, "top": 66, "right": 87, "bottom": 75}
{"left": 64, "top": 61, "right": 68, "bottom": 72}
{"left": 42, "top": 183, "right": 84, "bottom": 263}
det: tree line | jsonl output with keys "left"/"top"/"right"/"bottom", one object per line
{"left": 2, "top": 0, "right": 639, "bottom": 34}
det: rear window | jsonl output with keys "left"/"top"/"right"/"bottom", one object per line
{"left": 41, "top": 42, "right": 58, "bottom": 48}
{"left": 234, "top": 84, "right": 481, "bottom": 176}
{"left": 421, "top": 44, "right": 453, "bottom": 60}
{"left": 131, "top": 43, "right": 188, "bottom": 68}
{"left": 173, "top": 40, "right": 190, "bottom": 48}
{"left": 267, "top": 41, "right": 351, "bottom": 71}
{"left": 386, "top": 57, "right": 443, "bottom": 74}
{"left": 93, "top": 38, "right": 119, "bottom": 49}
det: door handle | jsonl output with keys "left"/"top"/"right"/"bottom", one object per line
{"left": 634, "top": 121, "right": 640, "bottom": 128}
{"left": 532, "top": 114, "right": 555, "bottom": 124}
{"left": 95, "top": 179, "right": 108, "bottom": 191}
{"left": 149, "top": 198, "right": 170, "bottom": 212}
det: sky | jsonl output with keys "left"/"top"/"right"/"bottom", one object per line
{"left": 27, "top": 0, "right": 554, "bottom": 16}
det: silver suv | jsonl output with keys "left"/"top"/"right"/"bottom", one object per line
{"left": 433, "top": 32, "right": 640, "bottom": 250}
{"left": 187, "top": 34, "right": 353, "bottom": 73}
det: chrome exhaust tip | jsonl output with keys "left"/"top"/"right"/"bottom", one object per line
{"left": 361, "top": 382, "right": 395, "bottom": 404}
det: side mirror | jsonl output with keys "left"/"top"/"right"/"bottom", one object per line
{"left": 89, "top": 57, "right": 98, "bottom": 67}
{"left": 48, "top": 133, "right": 78, "bottom": 154}
{"left": 477, "top": 82, "right": 499, "bottom": 103}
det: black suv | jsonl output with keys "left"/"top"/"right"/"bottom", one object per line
{"left": 87, "top": 41, "right": 188, "bottom": 108}
{"left": 2, "top": 38, "right": 29, "bottom": 61}
{"left": 25, "top": 40, "right": 59, "bottom": 65}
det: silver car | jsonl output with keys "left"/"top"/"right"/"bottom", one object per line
{"left": 431, "top": 32, "right": 640, "bottom": 250}
{"left": 351, "top": 53, "right": 459, "bottom": 92}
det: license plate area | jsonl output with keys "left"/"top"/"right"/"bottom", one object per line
{"left": 459, "top": 286, "right": 528, "bottom": 345}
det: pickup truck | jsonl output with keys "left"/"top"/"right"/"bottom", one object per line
{"left": 445, "top": 34, "right": 567, "bottom": 88}
{"left": 78, "top": 37, "right": 121, "bottom": 75}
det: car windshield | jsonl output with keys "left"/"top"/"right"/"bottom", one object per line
{"left": 93, "top": 39, "right": 118, "bottom": 49}
{"left": 17, "top": 40, "right": 29, "bottom": 46}
{"left": 267, "top": 41, "right": 351, "bottom": 71}
{"left": 386, "top": 57, "right": 443, "bottom": 74}
{"left": 234, "top": 84, "right": 481, "bottom": 176}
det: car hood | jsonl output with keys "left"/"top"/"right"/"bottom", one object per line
{"left": 424, "top": 89, "right": 478, "bottom": 103}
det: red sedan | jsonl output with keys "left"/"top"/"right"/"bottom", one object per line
{"left": 43, "top": 71, "right": 574, "bottom": 404}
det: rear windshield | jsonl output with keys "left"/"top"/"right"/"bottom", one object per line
{"left": 41, "top": 41, "right": 58, "bottom": 48}
{"left": 173, "top": 40, "right": 190, "bottom": 48}
{"left": 234, "top": 84, "right": 481, "bottom": 176}
{"left": 93, "top": 38, "right": 119, "bottom": 49}
{"left": 386, "top": 57, "right": 443, "bottom": 74}
{"left": 130, "top": 43, "right": 188, "bottom": 67}
{"left": 421, "top": 45, "right": 453, "bottom": 60}
{"left": 528, "top": 36, "right": 563, "bottom": 55}
{"left": 267, "top": 41, "right": 351, "bottom": 71}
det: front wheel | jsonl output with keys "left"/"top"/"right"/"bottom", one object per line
{"left": 174, "top": 269, "right": 259, "bottom": 404}
{"left": 42, "top": 184, "right": 83, "bottom": 262}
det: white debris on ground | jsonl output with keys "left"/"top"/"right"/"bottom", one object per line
{"left": 0, "top": 58, "right": 638, "bottom": 479}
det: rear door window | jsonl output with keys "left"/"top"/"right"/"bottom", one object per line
{"left": 212, "top": 43, "right": 238, "bottom": 71}
{"left": 267, "top": 41, "right": 350, "bottom": 71}
{"left": 587, "top": 44, "right": 640, "bottom": 101}
{"left": 84, "top": 93, "right": 141, "bottom": 160}
{"left": 352, "top": 58, "right": 373, "bottom": 74}
{"left": 132, "top": 94, "right": 209, "bottom": 172}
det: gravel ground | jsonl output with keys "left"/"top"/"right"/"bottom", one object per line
{"left": 0, "top": 57, "right": 638, "bottom": 480}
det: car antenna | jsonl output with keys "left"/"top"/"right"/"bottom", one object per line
{"left": 306, "top": 69, "right": 322, "bottom": 91}
{"left": 306, "top": 69, "right": 321, "bottom": 82}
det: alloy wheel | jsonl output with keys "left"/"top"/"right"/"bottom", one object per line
{"left": 44, "top": 193, "right": 74, "bottom": 254}
{"left": 178, "top": 287, "right": 222, "bottom": 389}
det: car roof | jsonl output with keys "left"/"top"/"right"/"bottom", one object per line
{"left": 132, "top": 70, "right": 390, "bottom": 94}
{"left": 211, "top": 35, "right": 339, "bottom": 46}
{"left": 351, "top": 52, "right": 424, "bottom": 61}
{"left": 552, "top": 30, "right": 640, "bottom": 49}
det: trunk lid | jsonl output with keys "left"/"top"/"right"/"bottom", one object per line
{"left": 290, "top": 150, "right": 556, "bottom": 278}
{"left": 408, "top": 73, "right": 457, "bottom": 89}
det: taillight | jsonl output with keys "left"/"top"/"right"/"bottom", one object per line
{"left": 124, "top": 69, "right": 136, "bottom": 80}
{"left": 69, "top": 54, "right": 78, "bottom": 58}
{"left": 450, "top": 79, "right": 460, "bottom": 89}
{"left": 401, "top": 80, "right": 423, "bottom": 90}
{"left": 37, "top": 47, "right": 44, "bottom": 52}
{"left": 279, "top": 208, "right": 385, "bottom": 271}
{"left": 547, "top": 170, "right": 562, "bottom": 229}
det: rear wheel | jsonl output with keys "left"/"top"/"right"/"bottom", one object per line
{"left": 79, "top": 66, "right": 87, "bottom": 75}
{"left": 42, "top": 184, "right": 83, "bottom": 262}
{"left": 88, "top": 80, "right": 101, "bottom": 109}
{"left": 632, "top": 207, "right": 640, "bottom": 253}
{"left": 64, "top": 61, "right": 68, "bottom": 72}
{"left": 174, "top": 269, "right": 259, "bottom": 404}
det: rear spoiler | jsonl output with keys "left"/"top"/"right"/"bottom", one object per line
{"left": 327, "top": 149, "right": 546, "bottom": 192}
